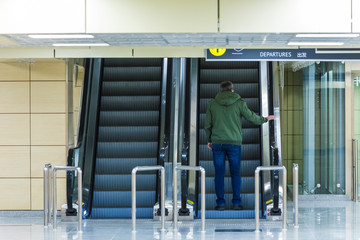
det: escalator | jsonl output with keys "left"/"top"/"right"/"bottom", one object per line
{"left": 75, "top": 58, "right": 166, "bottom": 218}
{"left": 197, "top": 60, "right": 265, "bottom": 218}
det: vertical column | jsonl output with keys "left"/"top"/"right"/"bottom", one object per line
{"left": 188, "top": 59, "right": 199, "bottom": 197}
{"left": 260, "top": 61, "right": 271, "bottom": 199}
{"left": 303, "top": 64, "right": 316, "bottom": 193}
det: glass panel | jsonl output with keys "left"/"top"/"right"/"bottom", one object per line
{"left": 67, "top": 59, "right": 85, "bottom": 149}
{"left": 354, "top": 73, "right": 360, "bottom": 198}
{"left": 277, "top": 61, "right": 345, "bottom": 195}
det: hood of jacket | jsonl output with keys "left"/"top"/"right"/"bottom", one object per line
{"left": 214, "top": 91, "right": 241, "bottom": 106}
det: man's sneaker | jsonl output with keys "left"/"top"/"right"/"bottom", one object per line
{"left": 215, "top": 205, "right": 225, "bottom": 211}
{"left": 232, "top": 205, "right": 244, "bottom": 210}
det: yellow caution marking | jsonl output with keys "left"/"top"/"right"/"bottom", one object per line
{"left": 209, "top": 48, "right": 226, "bottom": 56}
{"left": 266, "top": 199, "right": 273, "bottom": 205}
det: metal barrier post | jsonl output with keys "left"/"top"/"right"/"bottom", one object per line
{"left": 132, "top": 166, "right": 165, "bottom": 232}
{"left": 52, "top": 166, "right": 82, "bottom": 232}
{"left": 293, "top": 164, "right": 299, "bottom": 228}
{"left": 43, "top": 164, "right": 52, "bottom": 227}
{"left": 255, "top": 166, "right": 287, "bottom": 232}
{"left": 353, "top": 139, "right": 358, "bottom": 202}
{"left": 173, "top": 166, "right": 205, "bottom": 232}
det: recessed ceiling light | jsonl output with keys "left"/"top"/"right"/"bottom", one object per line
{"left": 288, "top": 42, "right": 344, "bottom": 46}
{"left": 29, "top": 34, "right": 94, "bottom": 39}
{"left": 52, "top": 43, "right": 109, "bottom": 46}
{"left": 296, "top": 34, "right": 359, "bottom": 38}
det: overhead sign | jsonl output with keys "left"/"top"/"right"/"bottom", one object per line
{"left": 206, "top": 48, "right": 360, "bottom": 61}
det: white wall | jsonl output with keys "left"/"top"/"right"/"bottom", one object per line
{"left": 0, "top": 0, "right": 356, "bottom": 34}
{"left": 0, "top": 0, "right": 85, "bottom": 34}
{"left": 220, "top": 0, "right": 351, "bottom": 32}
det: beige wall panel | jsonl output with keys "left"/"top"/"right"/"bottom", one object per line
{"left": 86, "top": 0, "right": 217, "bottom": 33}
{"left": 220, "top": 0, "right": 351, "bottom": 32}
{"left": 0, "top": 114, "right": 30, "bottom": 145}
{"left": 31, "top": 114, "right": 66, "bottom": 145}
{"left": 31, "top": 178, "right": 66, "bottom": 210}
{"left": 31, "top": 82, "right": 66, "bottom": 113}
{"left": 31, "top": 146, "right": 66, "bottom": 177}
{"left": 353, "top": 0, "right": 360, "bottom": 32}
{"left": 0, "top": 82, "right": 29, "bottom": 113}
{"left": 0, "top": 62, "right": 29, "bottom": 81}
{"left": 31, "top": 61, "right": 66, "bottom": 81}
{"left": 0, "top": 146, "right": 30, "bottom": 177}
{"left": 0, "top": 179, "right": 30, "bottom": 210}
{"left": 54, "top": 47, "right": 133, "bottom": 58}
{"left": 0, "top": 0, "right": 85, "bottom": 33}
{"left": 0, "top": 48, "right": 55, "bottom": 59}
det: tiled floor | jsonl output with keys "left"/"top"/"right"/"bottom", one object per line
{"left": 0, "top": 199, "right": 359, "bottom": 240}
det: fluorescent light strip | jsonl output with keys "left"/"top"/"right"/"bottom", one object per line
{"left": 53, "top": 43, "right": 109, "bottom": 46}
{"left": 296, "top": 34, "right": 359, "bottom": 38}
{"left": 29, "top": 34, "right": 94, "bottom": 39}
{"left": 288, "top": 42, "right": 344, "bottom": 46}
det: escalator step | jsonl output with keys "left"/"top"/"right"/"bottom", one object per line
{"left": 91, "top": 207, "right": 153, "bottom": 218}
{"left": 199, "top": 60, "right": 258, "bottom": 69}
{"left": 94, "top": 174, "right": 156, "bottom": 191}
{"left": 97, "top": 142, "right": 158, "bottom": 158}
{"left": 199, "top": 177, "right": 256, "bottom": 194}
{"left": 198, "top": 193, "right": 257, "bottom": 210}
{"left": 198, "top": 128, "right": 260, "bottom": 145}
{"left": 101, "top": 96, "right": 160, "bottom": 111}
{"left": 198, "top": 114, "right": 259, "bottom": 129}
{"left": 103, "top": 67, "right": 161, "bottom": 82}
{"left": 199, "top": 210, "right": 256, "bottom": 219}
{"left": 96, "top": 158, "right": 157, "bottom": 174}
{"left": 104, "top": 58, "right": 162, "bottom": 67}
{"left": 99, "top": 111, "right": 159, "bottom": 126}
{"left": 200, "top": 83, "right": 259, "bottom": 99}
{"left": 199, "top": 69, "right": 258, "bottom": 84}
{"left": 199, "top": 160, "right": 261, "bottom": 177}
{"left": 92, "top": 191, "right": 155, "bottom": 207}
{"left": 199, "top": 98, "right": 259, "bottom": 113}
{"left": 98, "top": 126, "right": 158, "bottom": 142}
{"left": 198, "top": 144, "right": 261, "bottom": 161}
{"left": 102, "top": 81, "right": 160, "bottom": 96}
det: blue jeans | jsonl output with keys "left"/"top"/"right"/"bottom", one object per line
{"left": 212, "top": 144, "right": 242, "bottom": 206}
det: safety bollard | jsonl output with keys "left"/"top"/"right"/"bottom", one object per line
{"left": 174, "top": 166, "right": 205, "bottom": 232}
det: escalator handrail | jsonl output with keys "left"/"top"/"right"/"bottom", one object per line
{"left": 67, "top": 58, "right": 103, "bottom": 218}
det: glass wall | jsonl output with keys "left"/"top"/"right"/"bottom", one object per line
{"left": 277, "top": 61, "right": 345, "bottom": 194}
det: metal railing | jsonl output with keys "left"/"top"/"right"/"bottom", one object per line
{"left": 43, "top": 164, "right": 52, "bottom": 227}
{"left": 353, "top": 139, "right": 358, "bottom": 202}
{"left": 132, "top": 166, "right": 165, "bottom": 232}
{"left": 255, "top": 166, "right": 287, "bottom": 232}
{"left": 52, "top": 166, "right": 82, "bottom": 232}
{"left": 173, "top": 166, "right": 205, "bottom": 232}
{"left": 293, "top": 163, "right": 299, "bottom": 228}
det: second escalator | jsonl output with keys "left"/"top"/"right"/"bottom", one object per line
{"left": 90, "top": 58, "right": 164, "bottom": 218}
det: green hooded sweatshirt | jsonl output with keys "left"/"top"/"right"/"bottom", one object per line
{"left": 204, "top": 91, "right": 267, "bottom": 146}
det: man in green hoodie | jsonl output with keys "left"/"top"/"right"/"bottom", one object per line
{"left": 205, "top": 81, "right": 274, "bottom": 210}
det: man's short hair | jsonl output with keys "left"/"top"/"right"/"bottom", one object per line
{"left": 220, "top": 81, "right": 234, "bottom": 92}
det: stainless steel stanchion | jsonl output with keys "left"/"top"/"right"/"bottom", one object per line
{"left": 52, "top": 166, "right": 82, "bottom": 232}
{"left": 173, "top": 166, "right": 205, "bottom": 232}
{"left": 293, "top": 164, "right": 299, "bottom": 228}
{"left": 132, "top": 166, "right": 165, "bottom": 232}
{"left": 255, "top": 166, "right": 287, "bottom": 232}
{"left": 43, "top": 164, "right": 52, "bottom": 227}
{"left": 353, "top": 139, "right": 358, "bottom": 202}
